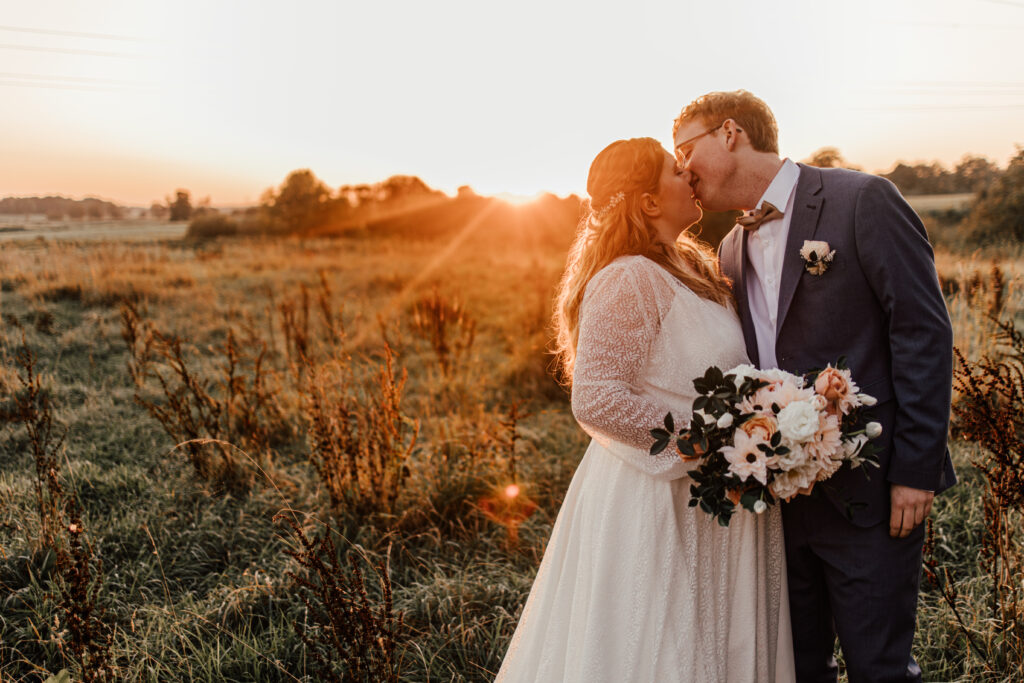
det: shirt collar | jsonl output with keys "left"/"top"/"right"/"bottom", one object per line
{"left": 757, "top": 158, "right": 800, "bottom": 212}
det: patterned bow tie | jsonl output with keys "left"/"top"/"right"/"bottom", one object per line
{"left": 738, "top": 201, "right": 783, "bottom": 232}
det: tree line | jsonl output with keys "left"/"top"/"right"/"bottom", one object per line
{"left": 803, "top": 147, "right": 1004, "bottom": 196}
{"left": 179, "top": 171, "right": 446, "bottom": 239}
{"left": 0, "top": 196, "right": 123, "bottom": 220}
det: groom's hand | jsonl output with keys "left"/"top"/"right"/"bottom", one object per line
{"left": 889, "top": 484, "right": 934, "bottom": 538}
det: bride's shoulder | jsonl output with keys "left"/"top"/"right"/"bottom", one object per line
{"left": 591, "top": 255, "right": 663, "bottom": 284}
{"left": 584, "top": 256, "right": 677, "bottom": 308}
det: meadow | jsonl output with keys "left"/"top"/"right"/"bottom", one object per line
{"left": 0, "top": 216, "right": 1022, "bottom": 681}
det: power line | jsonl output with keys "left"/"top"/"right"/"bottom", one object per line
{"left": 880, "top": 18, "right": 1024, "bottom": 29}
{"left": 0, "top": 79, "right": 134, "bottom": 92}
{"left": 0, "top": 43, "right": 143, "bottom": 58}
{"left": 978, "top": 0, "right": 1024, "bottom": 8}
{"left": 0, "top": 24, "right": 142, "bottom": 42}
{"left": 874, "top": 80, "right": 1024, "bottom": 87}
{"left": 0, "top": 71, "right": 147, "bottom": 86}
{"left": 855, "top": 104, "right": 1024, "bottom": 110}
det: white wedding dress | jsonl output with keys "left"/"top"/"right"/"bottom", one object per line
{"left": 496, "top": 255, "right": 795, "bottom": 682}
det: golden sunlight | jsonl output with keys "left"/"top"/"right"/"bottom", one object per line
{"left": 495, "top": 192, "right": 543, "bottom": 207}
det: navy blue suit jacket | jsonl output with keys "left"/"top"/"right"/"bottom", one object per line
{"left": 717, "top": 163, "right": 956, "bottom": 527}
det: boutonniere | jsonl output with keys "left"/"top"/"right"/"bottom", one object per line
{"left": 800, "top": 240, "right": 836, "bottom": 275}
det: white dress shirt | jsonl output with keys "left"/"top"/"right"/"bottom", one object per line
{"left": 745, "top": 158, "right": 801, "bottom": 369}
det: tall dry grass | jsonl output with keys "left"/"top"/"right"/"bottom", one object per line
{"left": 3, "top": 229, "right": 1018, "bottom": 681}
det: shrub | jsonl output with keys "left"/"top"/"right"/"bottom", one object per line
{"left": 963, "top": 147, "right": 1024, "bottom": 245}
{"left": 185, "top": 214, "right": 237, "bottom": 240}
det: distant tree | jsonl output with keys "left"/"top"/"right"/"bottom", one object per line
{"left": 168, "top": 190, "right": 192, "bottom": 221}
{"left": 149, "top": 202, "right": 169, "bottom": 219}
{"left": 964, "top": 146, "right": 1024, "bottom": 244}
{"left": 379, "top": 175, "right": 434, "bottom": 202}
{"left": 263, "top": 169, "right": 332, "bottom": 233}
{"left": 882, "top": 162, "right": 956, "bottom": 195}
{"left": 68, "top": 204, "right": 85, "bottom": 220}
{"left": 803, "top": 147, "right": 861, "bottom": 170}
{"left": 192, "top": 195, "right": 214, "bottom": 219}
{"left": 339, "top": 183, "right": 375, "bottom": 207}
{"left": 954, "top": 155, "right": 1000, "bottom": 193}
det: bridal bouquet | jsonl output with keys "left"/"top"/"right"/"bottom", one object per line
{"left": 650, "top": 361, "right": 881, "bottom": 526}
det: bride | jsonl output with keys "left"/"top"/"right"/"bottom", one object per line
{"left": 496, "top": 138, "right": 794, "bottom": 682}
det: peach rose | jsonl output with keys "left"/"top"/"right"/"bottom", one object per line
{"left": 727, "top": 487, "right": 743, "bottom": 505}
{"left": 740, "top": 414, "right": 777, "bottom": 441}
{"left": 814, "top": 366, "right": 859, "bottom": 415}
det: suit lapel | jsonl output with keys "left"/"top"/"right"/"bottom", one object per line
{"left": 776, "top": 164, "right": 824, "bottom": 336}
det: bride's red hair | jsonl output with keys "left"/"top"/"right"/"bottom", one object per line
{"left": 553, "top": 137, "right": 733, "bottom": 384}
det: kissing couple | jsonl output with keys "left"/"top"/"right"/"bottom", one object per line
{"left": 496, "top": 90, "right": 955, "bottom": 683}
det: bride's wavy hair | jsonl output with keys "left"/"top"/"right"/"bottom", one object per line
{"left": 553, "top": 137, "right": 734, "bottom": 384}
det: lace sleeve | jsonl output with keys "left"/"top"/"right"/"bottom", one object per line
{"left": 571, "top": 257, "right": 695, "bottom": 481}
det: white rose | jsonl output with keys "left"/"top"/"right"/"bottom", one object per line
{"left": 753, "top": 500, "right": 768, "bottom": 514}
{"left": 866, "top": 422, "right": 883, "bottom": 439}
{"left": 717, "top": 413, "right": 735, "bottom": 429}
{"left": 776, "top": 400, "right": 820, "bottom": 443}
{"left": 758, "top": 368, "right": 799, "bottom": 386}
{"left": 729, "top": 363, "right": 758, "bottom": 389}
{"left": 857, "top": 393, "right": 878, "bottom": 407}
{"left": 775, "top": 443, "right": 808, "bottom": 471}
{"left": 811, "top": 395, "right": 827, "bottom": 412}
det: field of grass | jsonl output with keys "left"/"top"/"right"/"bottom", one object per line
{"left": 0, "top": 218, "right": 186, "bottom": 243}
{"left": 1, "top": 224, "right": 1022, "bottom": 681}
{"left": 907, "top": 193, "right": 976, "bottom": 213}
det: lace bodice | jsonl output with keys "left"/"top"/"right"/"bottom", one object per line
{"left": 571, "top": 255, "right": 749, "bottom": 480}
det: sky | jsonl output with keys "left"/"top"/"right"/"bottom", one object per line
{"left": 1, "top": 0, "right": 1022, "bottom": 206}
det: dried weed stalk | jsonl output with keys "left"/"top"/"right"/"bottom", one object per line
{"left": 303, "top": 344, "right": 418, "bottom": 520}
{"left": 410, "top": 288, "right": 476, "bottom": 377}
{"left": 55, "top": 500, "right": 113, "bottom": 683}
{"left": 949, "top": 316, "right": 1024, "bottom": 676}
{"left": 7, "top": 320, "right": 66, "bottom": 551}
{"left": 277, "top": 515, "right": 404, "bottom": 682}
{"left": 120, "top": 302, "right": 287, "bottom": 492}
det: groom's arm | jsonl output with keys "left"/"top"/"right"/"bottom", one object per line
{"left": 852, "top": 176, "right": 953, "bottom": 533}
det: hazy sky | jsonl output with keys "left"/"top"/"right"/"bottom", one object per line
{"left": 1, "top": 0, "right": 1022, "bottom": 205}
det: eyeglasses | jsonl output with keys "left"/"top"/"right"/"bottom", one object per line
{"left": 674, "top": 123, "right": 723, "bottom": 165}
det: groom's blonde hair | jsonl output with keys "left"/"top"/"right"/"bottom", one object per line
{"left": 673, "top": 90, "right": 779, "bottom": 154}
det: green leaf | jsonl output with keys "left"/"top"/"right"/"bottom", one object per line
{"left": 664, "top": 412, "right": 675, "bottom": 433}
{"left": 677, "top": 439, "right": 696, "bottom": 456}
{"left": 771, "top": 431, "right": 781, "bottom": 447}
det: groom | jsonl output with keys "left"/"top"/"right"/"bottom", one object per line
{"left": 673, "top": 90, "right": 955, "bottom": 682}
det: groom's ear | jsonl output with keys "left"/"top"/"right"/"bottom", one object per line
{"left": 722, "top": 119, "right": 741, "bottom": 151}
{"left": 639, "top": 192, "right": 661, "bottom": 218}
